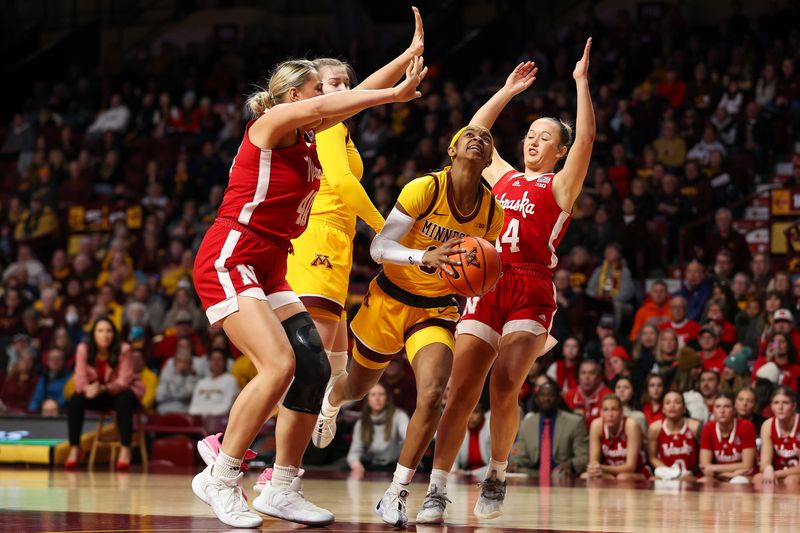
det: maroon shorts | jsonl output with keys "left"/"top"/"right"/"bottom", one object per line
{"left": 457, "top": 265, "right": 558, "bottom": 352}
{"left": 193, "top": 218, "right": 300, "bottom": 325}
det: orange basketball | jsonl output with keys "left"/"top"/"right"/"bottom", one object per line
{"left": 441, "top": 235, "right": 502, "bottom": 297}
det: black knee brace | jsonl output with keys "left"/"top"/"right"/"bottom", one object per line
{"left": 281, "top": 312, "right": 331, "bottom": 414}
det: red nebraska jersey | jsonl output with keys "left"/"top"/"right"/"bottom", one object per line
{"left": 657, "top": 420, "right": 698, "bottom": 471}
{"left": 770, "top": 415, "right": 800, "bottom": 470}
{"left": 493, "top": 171, "right": 571, "bottom": 271}
{"left": 600, "top": 418, "right": 649, "bottom": 474}
{"left": 700, "top": 419, "right": 756, "bottom": 464}
{"left": 217, "top": 120, "right": 322, "bottom": 243}
{"left": 563, "top": 384, "right": 613, "bottom": 427}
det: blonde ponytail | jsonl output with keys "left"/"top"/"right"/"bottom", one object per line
{"left": 245, "top": 90, "right": 273, "bottom": 116}
{"left": 246, "top": 59, "right": 318, "bottom": 117}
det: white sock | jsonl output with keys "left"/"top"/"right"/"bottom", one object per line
{"left": 488, "top": 458, "right": 508, "bottom": 482}
{"left": 321, "top": 395, "right": 341, "bottom": 418}
{"left": 328, "top": 351, "right": 348, "bottom": 376}
{"left": 391, "top": 464, "right": 415, "bottom": 493}
{"left": 272, "top": 464, "right": 299, "bottom": 489}
{"left": 429, "top": 468, "right": 449, "bottom": 493}
{"left": 211, "top": 450, "right": 242, "bottom": 480}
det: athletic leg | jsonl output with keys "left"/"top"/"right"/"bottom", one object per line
{"left": 193, "top": 296, "right": 295, "bottom": 528}
{"left": 488, "top": 331, "right": 548, "bottom": 463}
{"left": 474, "top": 331, "right": 547, "bottom": 521}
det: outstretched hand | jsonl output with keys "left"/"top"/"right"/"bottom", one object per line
{"left": 504, "top": 61, "right": 538, "bottom": 96}
{"left": 573, "top": 37, "right": 592, "bottom": 81}
{"left": 407, "top": 6, "right": 424, "bottom": 57}
{"left": 394, "top": 56, "right": 428, "bottom": 102}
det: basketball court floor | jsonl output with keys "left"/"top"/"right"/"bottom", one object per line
{"left": 2, "top": 468, "right": 798, "bottom": 532}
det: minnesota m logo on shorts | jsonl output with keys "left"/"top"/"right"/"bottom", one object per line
{"left": 311, "top": 254, "right": 333, "bottom": 269}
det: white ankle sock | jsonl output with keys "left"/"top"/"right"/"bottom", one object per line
{"left": 391, "top": 464, "right": 415, "bottom": 493}
{"left": 488, "top": 458, "right": 508, "bottom": 481}
{"left": 321, "top": 395, "right": 340, "bottom": 418}
{"left": 211, "top": 450, "right": 242, "bottom": 480}
{"left": 328, "top": 351, "right": 348, "bottom": 376}
{"left": 429, "top": 469, "right": 449, "bottom": 493}
{"left": 272, "top": 464, "right": 299, "bottom": 489}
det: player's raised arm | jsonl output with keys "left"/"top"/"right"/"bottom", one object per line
{"left": 552, "top": 38, "right": 596, "bottom": 211}
{"left": 355, "top": 6, "right": 425, "bottom": 90}
{"left": 251, "top": 57, "right": 428, "bottom": 148}
{"left": 469, "top": 61, "right": 537, "bottom": 186}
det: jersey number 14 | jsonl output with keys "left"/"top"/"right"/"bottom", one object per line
{"left": 496, "top": 218, "right": 520, "bottom": 253}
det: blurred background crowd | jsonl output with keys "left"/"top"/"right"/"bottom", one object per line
{"left": 1, "top": 0, "right": 799, "bottom": 474}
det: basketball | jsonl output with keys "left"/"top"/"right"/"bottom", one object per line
{"left": 441, "top": 235, "right": 502, "bottom": 297}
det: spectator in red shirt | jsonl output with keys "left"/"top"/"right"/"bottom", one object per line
{"left": 697, "top": 323, "right": 728, "bottom": 373}
{"left": 759, "top": 309, "right": 800, "bottom": 357}
{"left": 703, "top": 300, "right": 737, "bottom": 346}
{"left": 563, "top": 359, "right": 613, "bottom": 427}
{"left": 659, "top": 296, "right": 700, "bottom": 346}
{"left": 546, "top": 337, "right": 581, "bottom": 393}
{"left": 641, "top": 374, "right": 666, "bottom": 426}
{"left": 699, "top": 393, "right": 757, "bottom": 483}
{"left": 629, "top": 280, "right": 671, "bottom": 341}
{"left": 752, "top": 332, "right": 800, "bottom": 392}
{"left": 655, "top": 66, "right": 687, "bottom": 109}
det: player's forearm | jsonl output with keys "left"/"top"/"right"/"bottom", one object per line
{"left": 775, "top": 465, "right": 800, "bottom": 478}
{"left": 329, "top": 172, "right": 385, "bottom": 233}
{"left": 370, "top": 234, "right": 425, "bottom": 266}
{"left": 470, "top": 88, "right": 515, "bottom": 130}
{"left": 370, "top": 208, "right": 423, "bottom": 266}
{"left": 573, "top": 78, "right": 596, "bottom": 146}
{"left": 711, "top": 461, "right": 750, "bottom": 473}
{"left": 600, "top": 462, "right": 636, "bottom": 474}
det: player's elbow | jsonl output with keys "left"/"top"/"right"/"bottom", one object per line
{"left": 370, "top": 235, "right": 385, "bottom": 264}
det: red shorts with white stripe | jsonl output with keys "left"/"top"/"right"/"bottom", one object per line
{"left": 194, "top": 218, "right": 301, "bottom": 326}
{"left": 457, "top": 265, "right": 558, "bottom": 353}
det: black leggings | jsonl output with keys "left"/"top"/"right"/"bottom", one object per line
{"left": 68, "top": 389, "right": 138, "bottom": 446}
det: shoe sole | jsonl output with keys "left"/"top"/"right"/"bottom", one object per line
{"left": 192, "top": 473, "right": 263, "bottom": 528}
{"left": 415, "top": 513, "right": 446, "bottom": 524}
{"left": 252, "top": 498, "right": 334, "bottom": 526}
{"left": 474, "top": 508, "right": 504, "bottom": 520}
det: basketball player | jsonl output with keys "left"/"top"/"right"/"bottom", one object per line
{"left": 196, "top": 6, "right": 426, "bottom": 494}
{"left": 291, "top": 7, "right": 424, "bottom": 377}
{"left": 417, "top": 38, "right": 596, "bottom": 523}
{"left": 648, "top": 391, "right": 701, "bottom": 480}
{"left": 313, "top": 125, "right": 504, "bottom": 527}
{"left": 754, "top": 386, "right": 800, "bottom": 487}
{"left": 582, "top": 394, "right": 650, "bottom": 481}
{"left": 698, "top": 392, "right": 756, "bottom": 483}
{"left": 190, "top": 57, "right": 428, "bottom": 528}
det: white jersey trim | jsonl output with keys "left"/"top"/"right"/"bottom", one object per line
{"left": 547, "top": 211, "right": 570, "bottom": 269}
{"left": 238, "top": 149, "right": 273, "bottom": 225}
{"left": 457, "top": 319, "right": 501, "bottom": 352}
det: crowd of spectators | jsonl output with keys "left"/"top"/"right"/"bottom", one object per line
{"left": 0, "top": 4, "right": 799, "bottom": 477}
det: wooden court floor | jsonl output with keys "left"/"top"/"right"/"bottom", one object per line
{"left": 1, "top": 468, "right": 799, "bottom": 532}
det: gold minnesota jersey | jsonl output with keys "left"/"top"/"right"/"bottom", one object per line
{"left": 308, "top": 123, "right": 382, "bottom": 237}
{"left": 384, "top": 168, "right": 504, "bottom": 298}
